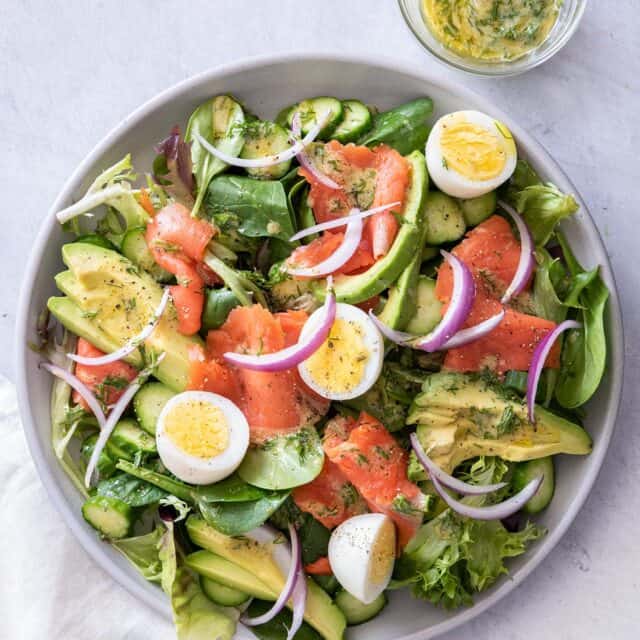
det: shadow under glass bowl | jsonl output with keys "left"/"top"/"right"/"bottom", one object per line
{"left": 398, "top": 0, "right": 587, "bottom": 77}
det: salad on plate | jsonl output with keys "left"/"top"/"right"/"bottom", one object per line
{"left": 38, "top": 92, "right": 609, "bottom": 639}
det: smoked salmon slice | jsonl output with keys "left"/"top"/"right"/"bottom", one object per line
{"left": 436, "top": 215, "right": 560, "bottom": 374}
{"left": 323, "top": 413, "right": 424, "bottom": 549}
{"left": 188, "top": 305, "right": 329, "bottom": 444}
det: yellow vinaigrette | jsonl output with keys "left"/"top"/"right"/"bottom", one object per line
{"left": 422, "top": 0, "right": 561, "bottom": 63}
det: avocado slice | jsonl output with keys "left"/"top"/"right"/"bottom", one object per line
{"left": 186, "top": 550, "right": 276, "bottom": 601}
{"left": 48, "top": 242, "right": 202, "bottom": 391}
{"left": 313, "top": 150, "right": 429, "bottom": 304}
{"left": 186, "top": 517, "right": 346, "bottom": 640}
{"left": 407, "top": 372, "right": 592, "bottom": 475}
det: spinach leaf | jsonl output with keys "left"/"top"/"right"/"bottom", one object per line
{"left": 185, "top": 95, "right": 245, "bottom": 217}
{"left": 194, "top": 474, "right": 267, "bottom": 503}
{"left": 201, "top": 288, "right": 241, "bottom": 330}
{"left": 269, "top": 498, "right": 331, "bottom": 565}
{"left": 533, "top": 249, "right": 567, "bottom": 323}
{"left": 555, "top": 272, "right": 609, "bottom": 409}
{"left": 237, "top": 428, "right": 325, "bottom": 490}
{"left": 205, "top": 175, "right": 295, "bottom": 242}
{"left": 554, "top": 232, "right": 609, "bottom": 409}
{"left": 196, "top": 491, "right": 289, "bottom": 536}
{"left": 116, "top": 459, "right": 195, "bottom": 503}
{"left": 359, "top": 98, "right": 434, "bottom": 155}
{"left": 245, "top": 600, "right": 322, "bottom": 640}
{"left": 97, "top": 472, "right": 167, "bottom": 507}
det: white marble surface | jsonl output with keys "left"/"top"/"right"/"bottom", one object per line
{"left": 2, "top": 1, "right": 638, "bottom": 638}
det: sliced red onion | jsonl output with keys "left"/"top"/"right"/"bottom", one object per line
{"left": 68, "top": 289, "right": 171, "bottom": 366}
{"left": 291, "top": 111, "right": 340, "bottom": 189}
{"left": 498, "top": 200, "right": 535, "bottom": 304}
{"left": 40, "top": 362, "right": 106, "bottom": 427}
{"left": 290, "top": 202, "right": 401, "bottom": 243}
{"left": 242, "top": 524, "right": 303, "bottom": 629}
{"left": 412, "top": 251, "right": 475, "bottom": 352}
{"left": 527, "top": 319, "right": 582, "bottom": 422}
{"left": 431, "top": 474, "right": 543, "bottom": 521}
{"left": 410, "top": 433, "right": 507, "bottom": 495}
{"left": 287, "top": 557, "right": 307, "bottom": 640}
{"left": 224, "top": 285, "right": 336, "bottom": 371}
{"left": 286, "top": 217, "right": 364, "bottom": 278}
{"left": 192, "top": 113, "right": 326, "bottom": 170}
{"left": 368, "top": 311, "right": 414, "bottom": 344}
{"left": 441, "top": 309, "right": 505, "bottom": 349}
{"left": 84, "top": 354, "right": 165, "bottom": 487}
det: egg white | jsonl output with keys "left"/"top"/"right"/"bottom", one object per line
{"left": 156, "top": 390, "right": 249, "bottom": 485}
{"left": 298, "top": 302, "right": 384, "bottom": 401}
{"left": 426, "top": 110, "right": 517, "bottom": 199}
{"left": 328, "top": 513, "right": 396, "bottom": 604}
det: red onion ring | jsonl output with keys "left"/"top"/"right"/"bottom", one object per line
{"left": 286, "top": 217, "right": 364, "bottom": 278}
{"left": 290, "top": 202, "right": 401, "bottom": 243}
{"left": 498, "top": 200, "right": 535, "bottom": 304}
{"left": 441, "top": 309, "right": 506, "bottom": 349}
{"left": 410, "top": 433, "right": 507, "bottom": 495}
{"left": 412, "top": 251, "right": 475, "bottom": 352}
{"left": 242, "top": 524, "right": 304, "bottom": 631}
{"left": 431, "top": 474, "right": 544, "bottom": 521}
{"left": 83, "top": 354, "right": 165, "bottom": 487}
{"left": 527, "top": 319, "right": 582, "bottom": 422}
{"left": 291, "top": 111, "right": 340, "bottom": 189}
{"left": 68, "top": 289, "right": 171, "bottom": 366}
{"left": 224, "top": 285, "right": 336, "bottom": 371}
{"left": 40, "top": 362, "right": 106, "bottom": 427}
{"left": 368, "top": 311, "right": 414, "bottom": 344}
{"left": 193, "top": 112, "right": 328, "bottom": 170}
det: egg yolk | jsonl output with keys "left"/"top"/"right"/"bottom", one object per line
{"left": 304, "top": 318, "right": 369, "bottom": 395}
{"left": 368, "top": 519, "right": 395, "bottom": 584}
{"left": 164, "top": 401, "right": 229, "bottom": 458}
{"left": 440, "top": 115, "right": 508, "bottom": 181}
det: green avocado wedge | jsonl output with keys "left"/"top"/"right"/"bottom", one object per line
{"left": 312, "top": 151, "right": 428, "bottom": 304}
{"left": 407, "top": 372, "right": 592, "bottom": 476}
{"left": 48, "top": 242, "right": 202, "bottom": 391}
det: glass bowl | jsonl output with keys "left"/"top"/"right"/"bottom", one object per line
{"left": 398, "top": 0, "right": 587, "bottom": 77}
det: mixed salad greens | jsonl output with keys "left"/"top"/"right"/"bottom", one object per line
{"left": 38, "top": 92, "right": 608, "bottom": 639}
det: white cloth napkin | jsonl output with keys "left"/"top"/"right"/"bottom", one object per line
{"left": 0, "top": 375, "right": 176, "bottom": 640}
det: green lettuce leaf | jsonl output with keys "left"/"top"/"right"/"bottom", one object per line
{"left": 515, "top": 184, "right": 579, "bottom": 246}
{"left": 396, "top": 456, "right": 544, "bottom": 608}
{"left": 113, "top": 526, "right": 164, "bottom": 582}
{"left": 159, "top": 520, "right": 237, "bottom": 640}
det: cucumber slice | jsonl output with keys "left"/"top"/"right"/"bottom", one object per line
{"left": 107, "top": 418, "right": 157, "bottom": 459}
{"left": 406, "top": 276, "right": 442, "bottom": 334}
{"left": 423, "top": 192, "right": 466, "bottom": 245}
{"left": 200, "top": 576, "right": 250, "bottom": 606}
{"left": 334, "top": 590, "right": 387, "bottom": 626}
{"left": 133, "top": 382, "right": 175, "bottom": 435}
{"left": 512, "top": 457, "right": 555, "bottom": 514}
{"left": 82, "top": 495, "right": 133, "bottom": 539}
{"left": 458, "top": 191, "right": 497, "bottom": 227}
{"left": 330, "top": 100, "right": 373, "bottom": 143}
{"left": 121, "top": 228, "right": 172, "bottom": 283}
{"left": 240, "top": 121, "right": 292, "bottom": 179}
{"left": 286, "top": 97, "right": 344, "bottom": 140}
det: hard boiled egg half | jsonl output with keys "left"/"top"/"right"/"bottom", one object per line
{"left": 328, "top": 513, "right": 396, "bottom": 604}
{"left": 298, "top": 302, "right": 384, "bottom": 400}
{"left": 426, "top": 110, "right": 517, "bottom": 199}
{"left": 156, "top": 390, "right": 249, "bottom": 485}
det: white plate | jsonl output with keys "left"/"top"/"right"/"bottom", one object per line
{"left": 15, "top": 54, "right": 624, "bottom": 640}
